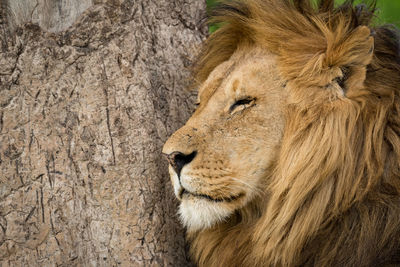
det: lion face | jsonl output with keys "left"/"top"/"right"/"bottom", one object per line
{"left": 163, "top": 48, "right": 287, "bottom": 231}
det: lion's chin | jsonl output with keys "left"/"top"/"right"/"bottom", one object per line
{"left": 178, "top": 198, "right": 234, "bottom": 231}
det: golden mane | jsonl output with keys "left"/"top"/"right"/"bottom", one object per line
{"left": 190, "top": 0, "right": 400, "bottom": 265}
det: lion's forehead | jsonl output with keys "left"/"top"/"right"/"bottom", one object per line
{"left": 198, "top": 48, "right": 278, "bottom": 107}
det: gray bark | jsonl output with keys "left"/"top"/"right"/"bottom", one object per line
{"left": 6, "top": 0, "right": 93, "bottom": 32}
{"left": 0, "top": 0, "right": 206, "bottom": 266}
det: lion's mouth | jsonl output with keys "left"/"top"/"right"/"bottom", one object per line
{"left": 179, "top": 188, "right": 244, "bottom": 203}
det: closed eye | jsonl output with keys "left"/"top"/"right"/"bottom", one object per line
{"left": 229, "top": 97, "right": 256, "bottom": 113}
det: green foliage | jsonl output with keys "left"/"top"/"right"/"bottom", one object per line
{"left": 206, "top": 0, "right": 400, "bottom": 32}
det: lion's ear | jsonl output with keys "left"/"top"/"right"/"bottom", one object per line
{"left": 323, "top": 26, "right": 374, "bottom": 95}
{"left": 279, "top": 25, "right": 374, "bottom": 93}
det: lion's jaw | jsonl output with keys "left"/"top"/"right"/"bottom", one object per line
{"left": 166, "top": 165, "right": 234, "bottom": 230}
{"left": 163, "top": 48, "right": 286, "bottom": 231}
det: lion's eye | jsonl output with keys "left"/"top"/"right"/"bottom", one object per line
{"left": 229, "top": 97, "right": 255, "bottom": 113}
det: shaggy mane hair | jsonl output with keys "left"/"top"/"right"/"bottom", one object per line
{"left": 190, "top": 0, "right": 400, "bottom": 266}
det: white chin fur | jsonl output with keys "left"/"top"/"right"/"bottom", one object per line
{"left": 179, "top": 199, "right": 233, "bottom": 231}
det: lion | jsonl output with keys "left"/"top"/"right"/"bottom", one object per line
{"left": 162, "top": 0, "right": 400, "bottom": 266}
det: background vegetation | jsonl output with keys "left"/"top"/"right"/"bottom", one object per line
{"left": 207, "top": 0, "right": 400, "bottom": 32}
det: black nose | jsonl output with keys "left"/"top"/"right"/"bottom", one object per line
{"left": 165, "top": 151, "right": 197, "bottom": 176}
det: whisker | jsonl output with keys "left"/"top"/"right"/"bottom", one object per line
{"left": 229, "top": 177, "right": 265, "bottom": 197}
{"left": 185, "top": 169, "right": 266, "bottom": 198}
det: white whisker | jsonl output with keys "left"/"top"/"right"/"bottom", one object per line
{"left": 229, "top": 177, "right": 265, "bottom": 197}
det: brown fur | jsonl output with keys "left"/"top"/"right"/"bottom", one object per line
{"left": 164, "top": 0, "right": 400, "bottom": 266}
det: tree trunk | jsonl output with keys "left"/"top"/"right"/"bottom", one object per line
{"left": 0, "top": 0, "right": 206, "bottom": 266}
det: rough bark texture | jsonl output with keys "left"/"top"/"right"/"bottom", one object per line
{"left": 6, "top": 0, "right": 93, "bottom": 32}
{"left": 0, "top": 0, "right": 206, "bottom": 266}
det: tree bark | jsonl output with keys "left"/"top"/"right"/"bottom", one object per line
{"left": 0, "top": 0, "right": 206, "bottom": 266}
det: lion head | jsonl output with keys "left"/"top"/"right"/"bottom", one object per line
{"left": 163, "top": 48, "right": 285, "bottom": 230}
{"left": 163, "top": 0, "right": 400, "bottom": 266}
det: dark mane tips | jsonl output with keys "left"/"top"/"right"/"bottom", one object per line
{"left": 210, "top": 1, "right": 251, "bottom": 19}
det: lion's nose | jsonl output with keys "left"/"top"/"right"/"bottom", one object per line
{"left": 164, "top": 151, "right": 197, "bottom": 176}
